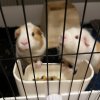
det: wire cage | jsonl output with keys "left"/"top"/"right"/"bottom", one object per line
{"left": 0, "top": 0, "right": 100, "bottom": 100}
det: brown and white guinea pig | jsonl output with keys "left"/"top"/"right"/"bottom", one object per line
{"left": 58, "top": 27, "right": 100, "bottom": 73}
{"left": 15, "top": 22, "right": 46, "bottom": 72}
{"left": 48, "top": 1, "right": 80, "bottom": 48}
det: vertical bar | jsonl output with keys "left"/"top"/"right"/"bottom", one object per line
{"left": 58, "top": 0, "right": 68, "bottom": 94}
{"left": 0, "top": 1, "right": 17, "bottom": 99}
{"left": 15, "top": 60, "right": 28, "bottom": 100}
{"left": 87, "top": 71, "right": 100, "bottom": 100}
{"left": 21, "top": 0, "right": 39, "bottom": 99}
{"left": 44, "top": 0, "right": 49, "bottom": 95}
{"left": 0, "top": 1, "right": 28, "bottom": 99}
{"left": 97, "top": 92, "right": 100, "bottom": 100}
{"left": 0, "top": 61, "right": 16, "bottom": 99}
{"left": 67, "top": 0, "right": 88, "bottom": 100}
{"left": 15, "top": 0, "right": 19, "bottom": 5}
{"left": 0, "top": 91, "right": 5, "bottom": 100}
{"left": 84, "top": 27, "right": 100, "bottom": 100}
{"left": 77, "top": 27, "right": 100, "bottom": 100}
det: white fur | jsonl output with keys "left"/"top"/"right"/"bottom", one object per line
{"left": 58, "top": 27, "right": 100, "bottom": 73}
{"left": 16, "top": 22, "right": 46, "bottom": 65}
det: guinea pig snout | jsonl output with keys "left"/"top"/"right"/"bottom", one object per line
{"left": 21, "top": 39, "right": 28, "bottom": 46}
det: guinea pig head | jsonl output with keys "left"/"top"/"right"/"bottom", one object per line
{"left": 15, "top": 22, "right": 43, "bottom": 51}
{"left": 59, "top": 28, "right": 93, "bottom": 53}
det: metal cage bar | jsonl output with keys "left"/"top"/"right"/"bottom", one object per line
{"left": 0, "top": 61, "right": 16, "bottom": 100}
{"left": 85, "top": 26, "right": 100, "bottom": 100}
{"left": 15, "top": 0, "right": 19, "bottom": 5}
{"left": 77, "top": 27, "right": 100, "bottom": 100}
{"left": 0, "top": 91, "right": 5, "bottom": 100}
{"left": 87, "top": 70, "right": 100, "bottom": 100}
{"left": 0, "top": 0, "right": 100, "bottom": 99}
{"left": 0, "top": 51, "right": 100, "bottom": 61}
{"left": 44, "top": 0, "right": 49, "bottom": 95}
{"left": 67, "top": 0, "right": 88, "bottom": 100}
{"left": 58, "top": 0, "right": 68, "bottom": 94}
{"left": 0, "top": 0, "right": 28, "bottom": 100}
{"left": 21, "top": 0, "right": 39, "bottom": 99}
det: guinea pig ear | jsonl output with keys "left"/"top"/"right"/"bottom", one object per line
{"left": 15, "top": 28, "right": 20, "bottom": 38}
{"left": 83, "top": 36, "right": 90, "bottom": 47}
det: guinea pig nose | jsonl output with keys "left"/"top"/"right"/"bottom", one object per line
{"left": 21, "top": 40, "right": 28, "bottom": 45}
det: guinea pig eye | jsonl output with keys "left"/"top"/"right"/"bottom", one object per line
{"left": 75, "top": 35, "right": 79, "bottom": 39}
{"left": 32, "top": 32, "right": 34, "bottom": 36}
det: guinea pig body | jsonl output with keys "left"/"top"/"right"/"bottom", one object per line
{"left": 48, "top": 2, "right": 80, "bottom": 48}
{"left": 58, "top": 27, "right": 100, "bottom": 73}
{"left": 15, "top": 22, "right": 46, "bottom": 71}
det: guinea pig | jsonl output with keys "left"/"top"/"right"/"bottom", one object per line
{"left": 48, "top": 1, "right": 80, "bottom": 48}
{"left": 15, "top": 22, "right": 46, "bottom": 72}
{"left": 58, "top": 27, "right": 100, "bottom": 73}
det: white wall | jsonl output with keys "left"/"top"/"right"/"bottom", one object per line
{"left": 0, "top": 5, "right": 44, "bottom": 27}
{"left": 74, "top": 2, "right": 100, "bottom": 23}
{"left": 0, "top": 2, "right": 100, "bottom": 27}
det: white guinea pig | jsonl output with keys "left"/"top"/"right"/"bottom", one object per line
{"left": 15, "top": 22, "right": 46, "bottom": 72}
{"left": 58, "top": 27, "right": 100, "bottom": 73}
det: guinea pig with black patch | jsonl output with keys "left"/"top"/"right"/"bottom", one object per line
{"left": 15, "top": 22, "right": 46, "bottom": 72}
{"left": 58, "top": 27, "right": 100, "bottom": 73}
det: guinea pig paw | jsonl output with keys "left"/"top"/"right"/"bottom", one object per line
{"left": 35, "top": 60, "right": 42, "bottom": 68}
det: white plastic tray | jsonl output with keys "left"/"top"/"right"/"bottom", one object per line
{"left": 13, "top": 60, "right": 94, "bottom": 96}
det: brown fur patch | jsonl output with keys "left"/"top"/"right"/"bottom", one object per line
{"left": 96, "top": 42, "right": 100, "bottom": 52}
{"left": 48, "top": 1, "right": 73, "bottom": 10}
{"left": 33, "top": 27, "right": 43, "bottom": 49}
